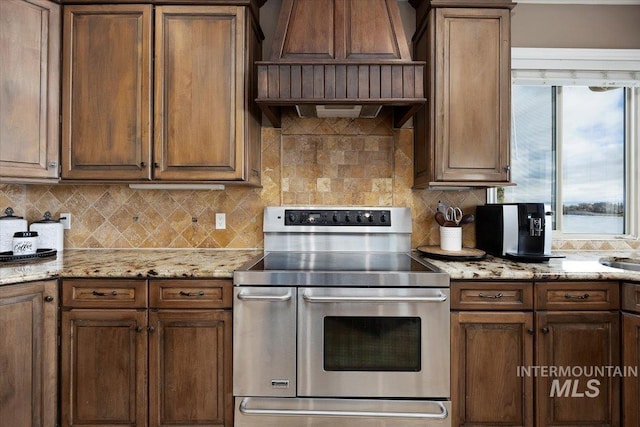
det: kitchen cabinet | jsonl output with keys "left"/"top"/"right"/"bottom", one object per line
{"left": 0, "top": 0, "right": 60, "bottom": 182}
{"left": 411, "top": 1, "right": 514, "bottom": 188}
{"left": 451, "top": 282, "right": 534, "bottom": 427}
{"left": 61, "top": 3, "right": 262, "bottom": 184}
{"left": 622, "top": 282, "right": 640, "bottom": 427}
{"left": 451, "top": 280, "right": 620, "bottom": 427}
{"left": 0, "top": 280, "right": 58, "bottom": 427}
{"left": 60, "top": 278, "right": 233, "bottom": 427}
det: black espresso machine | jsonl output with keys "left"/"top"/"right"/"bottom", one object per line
{"left": 475, "top": 203, "right": 563, "bottom": 262}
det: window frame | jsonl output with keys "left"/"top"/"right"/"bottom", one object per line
{"left": 488, "top": 48, "right": 640, "bottom": 241}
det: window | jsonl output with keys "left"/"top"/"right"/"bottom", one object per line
{"left": 493, "top": 48, "right": 640, "bottom": 239}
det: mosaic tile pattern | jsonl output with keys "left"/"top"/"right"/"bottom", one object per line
{"left": 1, "top": 109, "right": 638, "bottom": 250}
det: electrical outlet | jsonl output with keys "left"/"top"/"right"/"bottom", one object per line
{"left": 215, "top": 213, "right": 226, "bottom": 230}
{"left": 60, "top": 213, "right": 71, "bottom": 230}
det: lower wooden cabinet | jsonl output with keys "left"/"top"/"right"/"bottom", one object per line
{"left": 60, "top": 278, "right": 233, "bottom": 427}
{"left": 451, "top": 281, "right": 621, "bottom": 427}
{"left": 0, "top": 280, "right": 58, "bottom": 427}
{"left": 622, "top": 282, "right": 640, "bottom": 427}
{"left": 149, "top": 310, "right": 232, "bottom": 427}
{"left": 451, "top": 311, "right": 534, "bottom": 426}
{"left": 536, "top": 311, "right": 620, "bottom": 427}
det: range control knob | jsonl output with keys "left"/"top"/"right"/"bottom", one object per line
{"left": 333, "top": 214, "right": 339, "bottom": 223}
{"left": 380, "top": 214, "right": 387, "bottom": 223}
{"left": 368, "top": 214, "right": 374, "bottom": 222}
{"left": 345, "top": 214, "right": 351, "bottom": 223}
{"left": 288, "top": 213, "right": 297, "bottom": 223}
{"left": 357, "top": 215, "right": 363, "bottom": 223}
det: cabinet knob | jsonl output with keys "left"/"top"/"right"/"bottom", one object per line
{"left": 154, "top": 162, "right": 160, "bottom": 168}
{"left": 541, "top": 327, "right": 550, "bottom": 334}
{"left": 140, "top": 162, "right": 147, "bottom": 167}
{"left": 148, "top": 326, "right": 156, "bottom": 333}
{"left": 48, "top": 161, "right": 57, "bottom": 169}
{"left": 503, "top": 165, "right": 511, "bottom": 172}
{"left": 44, "top": 295, "right": 54, "bottom": 303}
{"left": 527, "top": 328, "right": 534, "bottom": 335}
{"left": 136, "top": 326, "right": 144, "bottom": 333}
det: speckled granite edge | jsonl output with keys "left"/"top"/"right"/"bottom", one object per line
{"left": 418, "top": 250, "right": 640, "bottom": 282}
{"left": 0, "top": 249, "right": 263, "bottom": 286}
{"left": 2, "top": 248, "right": 639, "bottom": 287}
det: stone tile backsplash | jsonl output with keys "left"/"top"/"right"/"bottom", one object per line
{"left": 1, "top": 110, "right": 638, "bottom": 251}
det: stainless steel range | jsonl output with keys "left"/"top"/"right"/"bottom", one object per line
{"left": 233, "top": 207, "right": 451, "bottom": 427}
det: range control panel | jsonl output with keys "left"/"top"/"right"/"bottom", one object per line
{"left": 283, "top": 209, "right": 392, "bottom": 226}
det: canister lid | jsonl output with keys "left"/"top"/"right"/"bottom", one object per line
{"left": 0, "top": 207, "right": 24, "bottom": 220}
{"left": 32, "top": 211, "right": 59, "bottom": 224}
{"left": 14, "top": 231, "right": 38, "bottom": 238}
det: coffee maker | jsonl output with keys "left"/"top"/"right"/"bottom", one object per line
{"left": 475, "top": 203, "right": 560, "bottom": 261}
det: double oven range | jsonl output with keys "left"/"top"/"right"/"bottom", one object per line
{"left": 233, "top": 207, "right": 451, "bottom": 427}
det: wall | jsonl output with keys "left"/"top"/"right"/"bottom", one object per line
{"left": 512, "top": 4, "right": 640, "bottom": 49}
{"left": 0, "top": 112, "right": 486, "bottom": 249}
{"left": 2, "top": 1, "right": 638, "bottom": 251}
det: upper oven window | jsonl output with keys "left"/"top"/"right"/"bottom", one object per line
{"left": 323, "top": 317, "right": 421, "bottom": 372}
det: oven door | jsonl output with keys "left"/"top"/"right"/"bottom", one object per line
{"left": 298, "top": 287, "right": 450, "bottom": 398}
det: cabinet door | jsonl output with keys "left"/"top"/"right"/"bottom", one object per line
{"left": 451, "top": 311, "right": 534, "bottom": 427}
{"left": 0, "top": 280, "right": 57, "bottom": 427}
{"left": 0, "top": 0, "right": 59, "bottom": 181}
{"left": 622, "top": 312, "right": 640, "bottom": 427}
{"left": 536, "top": 311, "right": 620, "bottom": 427}
{"left": 61, "top": 4, "right": 152, "bottom": 180}
{"left": 60, "top": 309, "right": 147, "bottom": 427}
{"left": 154, "top": 6, "right": 247, "bottom": 181}
{"left": 149, "top": 310, "right": 233, "bottom": 427}
{"left": 414, "top": 8, "right": 511, "bottom": 186}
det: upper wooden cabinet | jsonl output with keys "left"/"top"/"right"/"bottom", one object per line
{"left": 61, "top": 3, "right": 262, "bottom": 184}
{"left": 0, "top": 0, "right": 60, "bottom": 182}
{"left": 412, "top": 2, "right": 514, "bottom": 188}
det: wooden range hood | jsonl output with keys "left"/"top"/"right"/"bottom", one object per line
{"left": 256, "top": 0, "right": 426, "bottom": 127}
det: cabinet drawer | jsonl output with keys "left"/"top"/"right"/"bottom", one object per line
{"left": 61, "top": 279, "right": 147, "bottom": 308}
{"left": 535, "top": 281, "right": 619, "bottom": 311}
{"left": 149, "top": 279, "right": 232, "bottom": 309}
{"left": 451, "top": 282, "right": 533, "bottom": 310}
{"left": 622, "top": 282, "right": 640, "bottom": 313}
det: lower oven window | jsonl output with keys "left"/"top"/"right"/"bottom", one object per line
{"left": 323, "top": 317, "right": 421, "bottom": 372}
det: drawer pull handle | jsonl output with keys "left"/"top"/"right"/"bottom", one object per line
{"left": 478, "top": 292, "right": 503, "bottom": 299}
{"left": 564, "top": 293, "right": 590, "bottom": 300}
{"left": 93, "top": 290, "right": 118, "bottom": 297}
{"left": 179, "top": 291, "right": 205, "bottom": 297}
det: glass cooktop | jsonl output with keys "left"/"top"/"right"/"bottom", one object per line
{"left": 248, "top": 252, "right": 434, "bottom": 272}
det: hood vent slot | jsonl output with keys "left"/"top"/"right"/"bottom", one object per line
{"left": 256, "top": 0, "right": 425, "bottom": 127}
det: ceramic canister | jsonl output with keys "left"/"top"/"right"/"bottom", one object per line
{"left": 12, "top": 231, "right": 38, "bottom": 255}
{"left": 29, "top": 211, "right": 64, "bottom": 252}
{"left": 0, "top": 207, "right": 28, "bottom": 252}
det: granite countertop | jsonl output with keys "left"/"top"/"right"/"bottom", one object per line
{"left": 418, "top": 250, "right": 640, "bottom": 282}
{"left": 0, "top": 249, "right": 263, "bottom": 286}
{"left": 1, "top": 248, "right": 639, "bottom": 287}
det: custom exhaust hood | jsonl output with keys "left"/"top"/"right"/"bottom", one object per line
{"left": 256, "top": 0, "right": 426, "bottom": 127}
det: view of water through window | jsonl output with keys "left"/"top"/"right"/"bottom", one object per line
{"left": 501, "top": 85, "right": 626, "bottom": 234}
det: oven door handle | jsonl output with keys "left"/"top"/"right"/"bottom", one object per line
{"left": 237, "top": 290, "right": 292, "bottom": 301}
{"left": 302, "top": 292, "right": 447, "bottom": 303}
{"left": 239, "top": 397, "right": 448, "bottom": 419}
